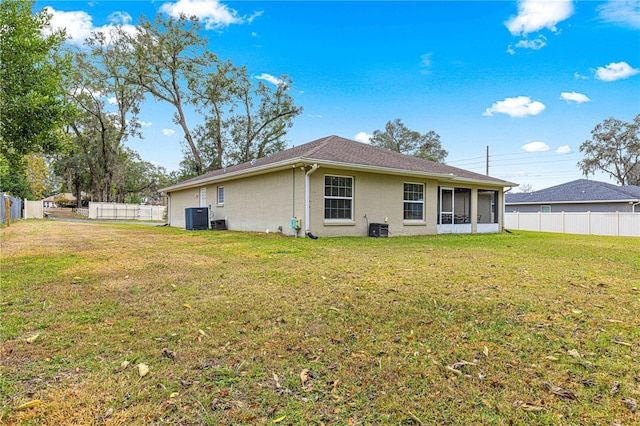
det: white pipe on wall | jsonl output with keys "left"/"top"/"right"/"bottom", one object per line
{"left": 304, "top": 164, "right": 319, "bottom": 234}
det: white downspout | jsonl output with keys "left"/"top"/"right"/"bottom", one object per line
{"left": 632, "top": 201, "right": 640, "bottom": 213}
{"left": 305, "top": 164, "right": 319, "bottom": 235}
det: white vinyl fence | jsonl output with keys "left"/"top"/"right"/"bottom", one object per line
{"left": 505, "top": 212, "right": 640, "bottom": 237}
{"left": 88, "top": 202, "right": 166, "bottom": 221}
{"left": 24, "top": 200, "right": 44, "bottom": 219}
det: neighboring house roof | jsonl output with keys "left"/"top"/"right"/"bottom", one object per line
{"left": 505, "top": 179, "right": 640, "bottom": 205}
{"left": 162, "top": 135, "right": 516, "bottom": 192}
{"left": 42, "top": 193, "right": 76, "bottom": 202}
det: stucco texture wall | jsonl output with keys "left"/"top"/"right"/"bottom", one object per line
{"left": 167, "top": 167, "right": 505, "bottom": 237}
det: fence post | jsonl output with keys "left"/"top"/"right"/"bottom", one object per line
{"left": 587, "top": 211, "right": 591, "bottom": 235}
{"left": 538, "top": 211, "right": 541, "bottom": 231}
{"left": 616, "top": 211, "right": 619, "bottom": 236}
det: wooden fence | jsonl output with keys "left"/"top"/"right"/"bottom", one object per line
{"left": 505, "top": 212, "right": 639, "bottom": 237}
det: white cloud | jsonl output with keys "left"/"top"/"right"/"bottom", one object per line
{"left": 505, "top": 0, "right": 574, "bottom": 36}
{"left": 515, "top": 35, "right": 547, "bottom": 50}
{"left": 483, "top": 96, "right": 546, "bottom": 118}
{"left": 160, "top": 0, "right": 245, "bottom": 30}
{"left": 108, "top": 11, "right": 133, "bottom": 25}
{"left": 522, "top": 141, "right": 550, "bottom": 152}
{"left": 162, "top": 129, "right": 176, "bottom": 136}
{"left": 597, "top": 0, "right": 640, "bottom": 29}
{"left": 354, "top": 132, "right": 372, "bottom": 143}
{"left": 45, "top": 7, "right": 137, "bottom": 46}
{"left": 420, "top": 53, "right": 432, "bottom": 74}
{"left": 595, "top": 61, "right": 639, "bottom": 82}
{"left": 556, "top": 145, "right": 571, "bottom": 154}
{"left": 45, "top": 8, "right": 94, "bottom": 45}
{"left": 573, "top": 72, "right": 588, "bottom": 80}
{"left": 307, "top": 114, "right": 323, "bottom": 119}
{"left": 254, "top": 73, "right": 286, "bottom": 87}
{"left": 139, "top": 121, "right": 153, "bottom": 127}
{"left": 560, "top": 91, "right": 591, "bottom": 103}
{"left": 506, "top": 45, "right": 516, "bottom": 55}
{"left": 107, "top": 97, "right": 118, "bottom": 105}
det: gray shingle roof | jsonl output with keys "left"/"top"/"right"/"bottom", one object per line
{"left": 164, "top": 135, "right": 515, "bottom": 191}
{"left": 505, "top": 179, "right": 640, "bottom": 204}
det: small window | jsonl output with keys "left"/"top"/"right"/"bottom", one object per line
{"left": 217, "top": 186, "right": 224, "bottom": 205}
{"left": 541, "top": 205, "right": 551, "bottom": 213}
{"left": 324, "top": 175, "right": 353, "bottom": 220}
{"left": 404, "top": 183, "right": 424, "bottom": 220}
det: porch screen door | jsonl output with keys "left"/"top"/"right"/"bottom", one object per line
{"left": 440, "top": 187, "right": 453, "bottom": 224}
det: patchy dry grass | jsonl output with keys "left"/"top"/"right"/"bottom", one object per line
{"left": 1, "top": 220, "right": 639, "bottom": 425}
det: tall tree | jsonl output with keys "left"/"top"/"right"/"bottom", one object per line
{"left": 0, "top": 0, "right": 73, "bottom": 196}
{"left": 61, "top": 28, "right": 145, "bottom": 202}
{"left": 187, "top": 65, "right": 303, "bottom": 172}
{"left": 190, "top": 60, "right": 236, "bottom": 172}
{"left": 226, "top": 69, "right": 303, "bottom": 165}
{"left": 370, "top": 119, "right": 447, "bottom": 162}
{"left": 117, "top": 13, "right": 218, "bottom": 175}
{"left": 578, "top": 114, "right": 640, "bottom": 186}
{"left": 25, "top": 155, "right": 58, "bottom": 199}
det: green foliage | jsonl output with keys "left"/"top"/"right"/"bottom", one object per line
{"left": 0, "top": 0, "right": 74, "bottom": 168}
{"left": 116, "top": 13, "right": 216, "bottom": 175}
{"left": 370, "top": 118, "right": 448, "bottom": 162}
{"left": 578, "top": 114, "right": 640, "bottom": 186}
{"left": 0, "top": 162, "right": 32, "bottom": 199}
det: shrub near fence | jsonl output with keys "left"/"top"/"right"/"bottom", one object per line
{"left": 88, "top": 202, "right": 166, "bottom": 221}
{"left": 505, "top": 212, "right": 640, "bottom": 237}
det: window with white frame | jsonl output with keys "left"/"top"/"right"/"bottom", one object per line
{"left": 541, "top": 205, "right": 551, "bottom": 213}
{"left": 404, "top": 183, "right": 424, "bottom": 220}
{"left": 324, "top": 175, "right": 353, "bottom": 219}
{"left": 217, "top": 186, "right": 224, "bottom": 205}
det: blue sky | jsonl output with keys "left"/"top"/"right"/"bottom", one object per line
{"left": 41, "top": 0, "right": 640, "bottom": 190}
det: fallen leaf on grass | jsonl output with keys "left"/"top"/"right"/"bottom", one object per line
{"left": 567, "top": 349, "right": 581, "bottom": 358}
{"left": 624, "top": 398, "right": 637, "bottom": 413}
{"left": 120, "top": 360, "right": 130, "bottom": 370}
{"left": 24, "top": 334, "right": 40, "bottom": 344}
{"left": 610, "top": 381, "right": 620, "bottom": 396}
{"left": 162, "top": 348, "right": 176, "bottom": 359}
{"left": 513, "top": 400, "right": 545, "bottom": 412}
{"left": 183, "top": 303, "right": 192, "bottom": 309}
{"left": 542, "top": 382, "right": 577, "bottom": 400}
{"left": 300, "top": 369, "right": 309, "bottom": 385}
{"left": 483, "top": 346, "right": 489, "bottom": 357}
{"left": 169, "top": 392, "right": 179, "bottom": 399}
{"left": 446, "top": 365, "right": 462, "bottom": 376}
{"left": 15, "top": 400, "right": 41, "bottom": 411}
{"left": 137, "top": 363, "right": 150, "bottom": 378}
{"left": 272, "top": 415, "right": 286, "bottom": 423}
{"left": 198, "top": 329, "right": 208, "bottom": 337}
{"left": 95, "top": 407, "right": 113, "bottom": 420}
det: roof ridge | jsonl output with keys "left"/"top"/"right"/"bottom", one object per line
{"left": 301, "top": 135, "right": 340, "bottom": 158}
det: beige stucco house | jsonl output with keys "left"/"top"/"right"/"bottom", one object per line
{"left": 161, "top": 136, "right": 517, "bottom": 237}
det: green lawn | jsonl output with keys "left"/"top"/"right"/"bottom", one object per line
{"left": 1, "top": 220, "right": 639, "bottom": 425}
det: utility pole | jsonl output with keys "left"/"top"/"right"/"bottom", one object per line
{"left": 486, "top": 145, "right": 489, "bottom": 176}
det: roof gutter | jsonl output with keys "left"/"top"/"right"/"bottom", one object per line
{"left": 297, "top": 157, "right": 518, "bottom": 187}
